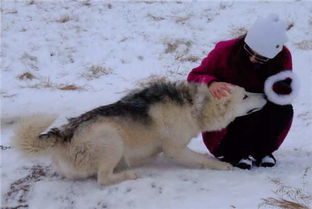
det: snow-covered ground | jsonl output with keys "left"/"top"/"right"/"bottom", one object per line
{"left": 1, "top": 1, "right": 312, "bottom": 208}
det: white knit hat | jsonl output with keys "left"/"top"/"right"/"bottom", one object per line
{"left": 245, "top": 14, "right": 288, "bottom": 59}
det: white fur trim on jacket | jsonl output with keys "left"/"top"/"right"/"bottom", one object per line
{"left": 264, "top": 70, "right": 300, "bottom": 105}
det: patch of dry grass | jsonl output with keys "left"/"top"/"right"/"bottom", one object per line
{"left": 175, "top": 16, "right": 189, "bottom": 25}
{"left": 259, "top": 178, "right": 312, "bottom": 209}
{"left": 23, "top": 79, "right": 54, "bottom": 89}
{"left": 81, "top": 0, "right": 91, "bottom": 6}
{"left": 20, "top": 53, "right": 39, "bottom": 71}
{"left": 0, "top": 92, "right": 17, "bottom": 98}
{"left": 56, "top": 16, "right": 73, "bottom": 23}
{"left": 219, "top": 2, "right": 233, "bottom": 10}
{"left": 294, "top": 40, "right": 312, "bottom": 50}
{"left": 164, "top": 39, "right": 194, "bottom": 62}
{"left": 21, "top": 53, "right": 38, "bottom": 62}
{"left": 20, "top": 79, "right": 84, "bottom": 91}
{"left": 5, "top": 10, "right": 18, "bottom": 14}
{"left": 119, "top": 37, "right": 129, "bottom": 42}
{"left": 81, "top": 65, "right": 113, "bottom": 80}
{"left": 165, "top": 42, "right": 179, "bottom": 54}
{"left": 303, "top": 167, "right": 311, "bottom": 180}
{"left": 164, "top": 39, "right": 201, "bottom": 63}
{"left": 164, "top": 39, "right": 192, "bottom": 54}
{"left": 287, "top": 22, "right": 294, "bottom": 31}
{"left": 58, "top": 84, "right": 82, "bottom": 91}
{"left": 17, "top": 72, "right": 36, "bottom": 80}
{"left": 143, "top": 1, "right": 155, "bottom": 4}
{"left": 179, "top": 56, "right": 200, "bottom": 63}
{"left": 273, "top": 179, "right": 312, "bottom": 203}
{"left": 147, "top": 14, "right": 165, "bottom": 21}
{"left": 260, "top": 197, "right": 310, "bottom": 209}
{"left": 27, "top": 0, "right": 35, "bottom": 5}
{"left": 3, "top": 165, "right": 53, "bottom": 209}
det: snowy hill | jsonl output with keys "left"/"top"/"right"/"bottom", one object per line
{"left": 1, "top": 1, "right": 312, "bottom": 208}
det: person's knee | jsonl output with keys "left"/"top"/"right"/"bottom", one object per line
{"left": 268, "top": 103, "right": 293, "bottom": 120}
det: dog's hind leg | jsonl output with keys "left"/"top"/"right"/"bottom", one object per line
{"left": 97, "top": 165, "right": 138, "bottom": 186}
{"left": 163, "top": 142, "right": 233, "bottom": 170}
{"left": 95, "top": 125, "right": 138, "bottom": 186}
{"left": 97, "top": 150, "right": 138, "bottom": 185}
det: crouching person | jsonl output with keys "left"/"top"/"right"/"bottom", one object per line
{"left": 187, "top": 14, "right": 299, "bottom": 169}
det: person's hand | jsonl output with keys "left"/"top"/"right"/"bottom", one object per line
{"left": 208, "top": 82, "right": 233, "bottom": 99}
{"left": 272, "top": 78, "right": 292, "bottom": 95}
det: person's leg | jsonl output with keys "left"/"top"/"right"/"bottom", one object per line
{"left": 251, "top": 103, "right": 293, "bottom": 166}
{"left": 204, "top": 103, "right": 293, "bottom": 169}
{"left": 213, "top": 104, "right": 270, "bottom": 168}
{"left": 213, "top": 119, "right": 261, "bottom": 166}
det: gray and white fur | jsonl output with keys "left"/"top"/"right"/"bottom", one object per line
{"left": 12, "top": 81, "right": 267, "bottom": 185}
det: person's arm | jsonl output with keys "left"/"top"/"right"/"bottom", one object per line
{"left": 265, "top": 47, "right": 299, "bottom": 105}
{"left": 281, "top": 46, "right": 292, "bottom": 70}
{"left": 187, "top": 47, "right": 221, "bottom": 85}
{"left": 187, "top": 46, "right": 233, "bottom": 99}
{"left": 271, "top": 47, "right": 293, "bottom": 93}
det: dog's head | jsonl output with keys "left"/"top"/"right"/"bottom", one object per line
{"left": 228, "top": 86, "right": 267, "bottom": 117}
{"left": 199, "top": 85, "right": 267, "bottom": 131}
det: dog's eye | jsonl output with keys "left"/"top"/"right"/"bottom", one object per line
{"left": 243, "top": 95, "right": 248, "bottom": 100}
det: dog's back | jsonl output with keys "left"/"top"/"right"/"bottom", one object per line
{"left": 56, "top": 81, "right": 195, "bottom": 142}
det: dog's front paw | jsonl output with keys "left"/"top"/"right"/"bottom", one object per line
{"left": 204, "top": 161, "right": 233, "bottom": 170}
{"left": 217, "top": 162, "right": 233, "bottom": 170}
{"left": 125, "top": 170, "right": 139, "bottom": 180}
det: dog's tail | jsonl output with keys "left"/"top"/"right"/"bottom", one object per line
{"left": 12, "top": 114, "right": 59, "bottom": 157}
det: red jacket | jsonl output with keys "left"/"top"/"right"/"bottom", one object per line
{"left": 187, "top": 38, "right": 292, "bottom": 155}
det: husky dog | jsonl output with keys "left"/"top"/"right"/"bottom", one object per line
{"left": 13, "top": 81, "right": 266, "bottom": 185}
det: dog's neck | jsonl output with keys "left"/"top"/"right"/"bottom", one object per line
{"left": 192, "top": 85, "right": 234, "bottom": 132}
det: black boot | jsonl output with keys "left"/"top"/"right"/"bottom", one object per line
{"left": 256, "top": 154, "right": 276, "bottom": 167}
{"left": 235, "top": 156, "right": 255, "bottom": 170}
